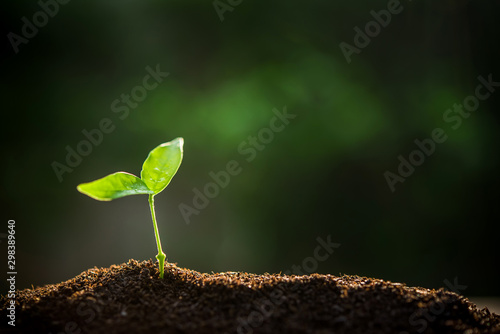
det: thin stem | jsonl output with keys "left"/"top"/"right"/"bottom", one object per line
{"left": 148, "top": 194, "right": 166, "bottom": 278}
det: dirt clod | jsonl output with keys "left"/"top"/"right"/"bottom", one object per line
{"left": 1, "top": 259, "right": 499, "bottom": 333}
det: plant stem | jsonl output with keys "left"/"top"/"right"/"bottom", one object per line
{"left": 148, "top": 194, "right": 166, "bottom": 279}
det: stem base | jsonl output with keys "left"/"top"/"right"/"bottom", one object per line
{"left": 149, "top": 194, "right": 166, "bottom": 279}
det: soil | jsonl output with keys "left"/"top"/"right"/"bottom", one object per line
{"left": 1, "top": 259, "right": 499, "bottom": 334}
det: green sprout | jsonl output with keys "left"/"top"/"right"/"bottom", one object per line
{"left": 76, "top": 137, "right": 184, "bottom": 279}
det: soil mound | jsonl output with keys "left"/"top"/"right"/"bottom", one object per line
{"left": 1, "top": 259, "right": 499, "bottom": 333}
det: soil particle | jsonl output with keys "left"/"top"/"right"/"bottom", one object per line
{"left": 1, "top": 259, "right": 499, "bottom": 333}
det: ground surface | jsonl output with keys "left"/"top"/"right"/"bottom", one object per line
{"left": 1, "top": 259, "right": 499, "bottom": 334}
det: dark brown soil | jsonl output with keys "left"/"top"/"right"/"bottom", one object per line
{"left": 1, "top": 259, "right": 499, "bottom": 334}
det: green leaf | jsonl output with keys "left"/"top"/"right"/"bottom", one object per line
{"left": 77, "top": 172, "right": 154, "bottom": 201}
{"left": 141, "top": 137, "right": 184, "bottom": 195}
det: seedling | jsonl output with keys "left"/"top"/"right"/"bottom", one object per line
{"left": 77, "top": 137, "right": 184, "bottom": 279}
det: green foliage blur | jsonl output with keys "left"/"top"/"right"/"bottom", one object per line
{"left": 1, "top": 0, "right": 499, "bottom": 296}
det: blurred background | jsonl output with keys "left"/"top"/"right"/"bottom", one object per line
{"left": 1, "top": 0, "right": 499, "bottom": 299}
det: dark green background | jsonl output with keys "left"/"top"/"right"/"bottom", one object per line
{"left": 1, "top": 1, "right": 499, "bottom": 296}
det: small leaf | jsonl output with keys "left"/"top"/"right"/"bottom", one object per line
{"left": 141, "top": 137, "right": 184, "bottom": 195}
{"left": 77, "top": 172, "right": 153, "bottom": 201}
